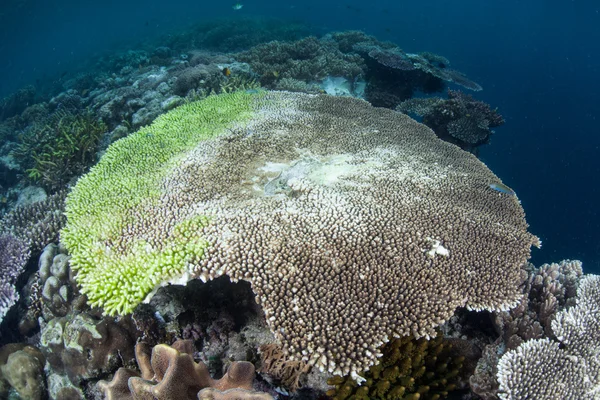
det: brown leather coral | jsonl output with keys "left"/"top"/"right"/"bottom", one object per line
{"left": 98, "top": 340, "right": 272, "bottom": 400}
{"left": 97, "top": 368, "right": 138, "bottom": 400}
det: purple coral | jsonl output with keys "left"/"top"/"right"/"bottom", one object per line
{"left": 0, "top": 281, "right": 19, "bottom": 323}
{"left": 0, "top": 233, "right": 31, "bottom": 323}
{"left": 0, "top": 233, "right": 31, "bottom": 283}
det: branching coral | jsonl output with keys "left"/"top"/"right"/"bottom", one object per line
{"left": 0, "top": 233, "right": 31, "bottom": 323}
{"left": 497, "top": 274, "right": 600, "bottom": 399}
{"left": 259, "top": 343, "right": 310, "bottom": 391}
{"left": 12, "top": 109, "right": 106, "bottom": 190}
{"left": 470, "top": 260, "right": 584, "bottom": 399}
{"left": 62, "top": 91, "right": 258, "bottom": 315}
{"left": 0, "top": 190, "right": 67, "bottom": 253}
{"left": 62, "top": 91, "right": 538, "bottom": 380}
{"left": 236, "top": 37, "right": 365, "bottom": 87}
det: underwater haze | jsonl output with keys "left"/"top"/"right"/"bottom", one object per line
{"left": 2, "top": 0, "right": 598, "bottom": 270}
{"left": 1, "top": 1, "right": 600, "bottom": 399}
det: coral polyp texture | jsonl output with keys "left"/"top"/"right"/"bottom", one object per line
{"left": 62, "top": 92, "right": 257, "bottom": 315}
{"left": 497, "top": 274, "right": 600, "bottom": 399}
{"left": 327, "top": 334, "right": 469, "bottom": 400}
{"left": 0, "top": 233, "right": 31, "bottom": 322}
{"left": 62, "top": 91, "right": 539, "bottom": 379}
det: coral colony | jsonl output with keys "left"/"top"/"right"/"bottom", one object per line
{"left": 0, "top": 22, "right": 596, "bottom": 400}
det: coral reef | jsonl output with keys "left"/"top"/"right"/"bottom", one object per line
{"left": 62, "top": 91, "right": 539, "bottom": 381}
{"left": 40, "top": 312, "right": 137, "bottom": 384}
{"left": 398, "top": 90, "right": 505, "bottom": 153}
{"left": 497, "top": 274, "right": 600, "bottom": 399}
{"left": 12, "top": 109, "right": 106, "bottom": 190}
{"left": 327, "top": 334, "right": 473, "bottom": 399}
{"left": 0, "top": 190, "right": 67, "bottom": 253}
{"left": 236, "top": 36, "right": 365, "bottom": 87}
{"left": 0, "top": 233, "right": 30, "bottom": 323}
{"left": 62, "top": 92, "right": 257, "bottom": 315}
{"left": 0, "top": 343, "right": 46, "bottom": 400}
{"left": 357, "top": 45, "right": 482, "bottom": 93}
{"left": 0, "top": 283, "right": 19, "bottom": 327}
{"left": 98, "top": 339, "right": 273, "bottom": 400}
{"left": 0, "top": 86, "right": 36, "bottom": 121}
{"left": 162, "top": 17, "right": 312, "bottom": 53}
{"left": 0, "top": 25, "right": 553, "bottom": 400}
{"left": 470, "top": 260, "right": 586, "bottom": 399}
{"left": 259, "top": 343, "right": 310, "bottom": 391}
{"left": 318, "top": 32, "right": 481, "bottom": 108}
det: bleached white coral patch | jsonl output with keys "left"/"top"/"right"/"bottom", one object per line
{"left": 423, "top": 237, "right": 450, "bottom": 258}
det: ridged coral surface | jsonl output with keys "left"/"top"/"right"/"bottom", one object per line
{"left": 63, "top": 91, "right": 538, "bottom": 379}
{"left": 327, "top": 335, "right": 467, "bottom": 399}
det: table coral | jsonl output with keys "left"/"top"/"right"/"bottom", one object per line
{"left": 63, "top": 91, "right": 539, "bottom": 380}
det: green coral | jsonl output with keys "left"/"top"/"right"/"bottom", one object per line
{"left": 12, "top": 110, "right": 106, "bottom": 191}
{"left": 61, "top": 92, "right": 259, "bottom": 315}
{"left": 219, "top": 75, "right": 261, "bottom": 94}
{"left": 327, "top": 335, "right": 466, "bottom": 400}
{"left": 186, "top": 76, "right": 262, "bottom": 103}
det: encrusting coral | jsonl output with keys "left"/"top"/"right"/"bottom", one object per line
{"left": 327, "top": 334, "right": 470, "bottom": 400}
{"left": 62, "top": 91, "right": 539, "bottom": 381}
{"left": 497, "top": 274, "right": 600, "bottom": 399}
{"left": 0, "top": 344, "right": 46, "bottom": 400}
{"left": 97, "top": 339, "right": 273, "bottom": 400}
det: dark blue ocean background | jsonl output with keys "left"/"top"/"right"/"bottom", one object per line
{"left": 1, "top": 0, "right": 598, "bottom": 272}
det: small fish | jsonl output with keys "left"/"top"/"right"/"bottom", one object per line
{"left": 232, "top": 3, "right": 243, "bottom": 10}
{"left": 489, "top": 182, "right": 516, "bottom": 196}
{"left": 222, "top": 67, "right": 231, "bottom": 77}
{"left": 272, "top": 71, "right": 280, "bottom": 78}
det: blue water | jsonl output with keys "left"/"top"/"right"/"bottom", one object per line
{"left": 1, "top": 0, "right": 598, "bottom": 271}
